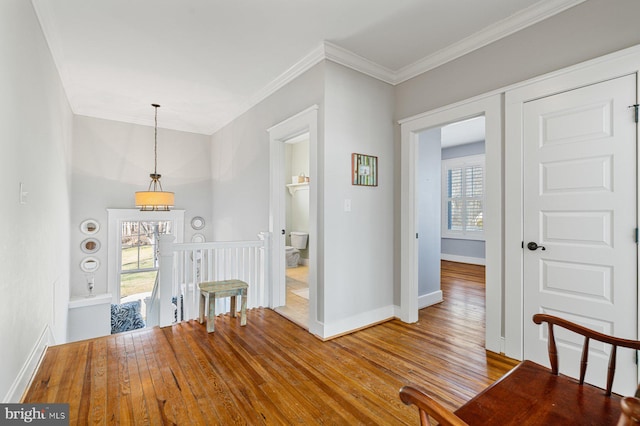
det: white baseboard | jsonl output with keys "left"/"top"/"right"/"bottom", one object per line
{"left": 319, "top": 305, "right": 395, "bottom": 339}
{"left": 4, "top": 325, "right": 54, "bottom": 403}
{"left": 419, "top": 290, "right": 443, "bottom": 309}
{"left": 441, "top": 254, "right": 485, "bottom": 265}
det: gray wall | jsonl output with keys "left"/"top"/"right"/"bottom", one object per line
{"left": 70, "top": 116, "right": 213, "bottom": 297}
{"left": 441, "top": 141, "right": 485, "bottom": 262}
{"left": 1, "top": 0, "right": 73, "bottom": 401}
{"left": 211, "top": 62, "right": 326, "bottom": 318}
{"left": 323, "top": 62, "right": 395, "bottom": 325}
{"left": 393, "top": 0, "right": 640, "bottom": 304}
{"left": 395, "top": 0, "right": 640, "bottom": 121}
{"left": 210, "top": 63, "right": 325, "bottom": 242}
{"left": 210, "top": 60, "right": 395, "bottom": 331}
{"left": 418, "top": 129, "right": 441, "bottom": 295}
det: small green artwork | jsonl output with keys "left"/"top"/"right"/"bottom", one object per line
{"left": 352, "top": 153, "right": 378, "bottom": 187}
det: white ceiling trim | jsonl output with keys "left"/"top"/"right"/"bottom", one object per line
{"left": 222, "top": 0, "right": 586, "bottom": 136}
{"left": 394, "top": 0, "right": 587, "bottom": 83}
{"left": 30, "top": 0, "right": 587, "bottom": 136}
{"left": 233, "top": 44, "right": 326, "bottom": 126}
{"left": 323, "top": 42, "right": 396, "bottom": 85}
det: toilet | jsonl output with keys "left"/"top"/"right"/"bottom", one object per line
{"left": 286, "top": 231, "right": 308, "bottom": 268}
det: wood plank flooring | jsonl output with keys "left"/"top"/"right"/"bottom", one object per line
{"left": 23, "top": 261, "right": 518, "bottom": 424}
{"left": 275, "top": 265, "right": 309, "bottom": 329}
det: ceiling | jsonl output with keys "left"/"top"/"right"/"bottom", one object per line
{"left": 32, "top": 0, "right": 584, "bottom": 135}
{"left": 441, "top": 116, "right": 485, "bottom": 148}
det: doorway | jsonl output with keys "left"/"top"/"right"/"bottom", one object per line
{"left": 278, "top": 133, "right": 310, "bottom": 328}
{"left": 106, "top": 208, "right": 185, "bottom": 322}
{"left": 400, "top": 95, "right": 502, "bottom": 353}
{"left": 268, "top": 105, "right": 320, "bottom": 335}
{"left": 119, "top": 219, "right": 172, "bottom": 320}
{"left": 416, "top": 118, "right": 487, "bottom": 311}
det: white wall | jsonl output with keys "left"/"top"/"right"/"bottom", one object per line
{"left": 322, "top": 61, "right": 395, "bottom": 330}
{"left": 0, "top": 0, "right": 73, "bottom": 402}
{"left": 70, "top": 116, "right": 212, "bottom": 297}
{"left": 417, "top": 129, "right": 441, "bottom": 296}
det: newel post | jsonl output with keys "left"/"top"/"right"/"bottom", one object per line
{"left": 158, "top": 234, "right": 176, "bottom": 327}
{"left": 259, "top": 231, "right": 272, "bottom": 302}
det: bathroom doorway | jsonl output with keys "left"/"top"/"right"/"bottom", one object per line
{"left": 267, "top": 105, "right": 320, "bottom": 335}
{"left": 277, "top": 133, "right": 310, "bottom": 328}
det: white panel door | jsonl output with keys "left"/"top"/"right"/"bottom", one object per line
{"left": 523, "top": 74, "right": 638, "bottom": 395}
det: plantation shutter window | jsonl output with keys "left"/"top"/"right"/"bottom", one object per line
{"left": 442, "top": 154, "right": 485, "bottom": 239}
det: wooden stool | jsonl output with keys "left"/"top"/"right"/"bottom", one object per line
{"left": 198, "top": 280, "right": 248, "bottom": 332}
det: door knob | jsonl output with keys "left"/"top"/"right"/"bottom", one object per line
{"left": 527, "top": 242, "right": 546, "bottom": 251}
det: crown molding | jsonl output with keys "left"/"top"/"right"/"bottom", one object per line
{"left": 208, "top": 43, "right": 327, "bottom": 134}
{"left": 243, "top": 0, "right": 587, "bottom": 97}
{"left": 33, "top": 0, "right": 587, "bottom": 135}
{"left": 242, "top": 43, "right": 326, "bottom": 112}
{"left": 394, "top": 0, "right": 587, "bottom": 83}
{"left": 323, "top": 42, "right": 396, "bottom": 84}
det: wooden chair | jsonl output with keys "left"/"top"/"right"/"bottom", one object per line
{"left": 398, "top": 386, "right": 468, "bottom": 426}
{"left": 400, "top": 314, "right": 640, "bottom": 425}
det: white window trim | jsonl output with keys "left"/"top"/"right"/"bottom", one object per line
{"left": 107, "top": 209, "right": 184, "bottom": 302}
{"left": 441, "top": 154, "right": 485, "bottom": 241}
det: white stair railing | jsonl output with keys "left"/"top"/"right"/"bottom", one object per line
{"left": 156, "top": 232, "right": 271, "bottom": 327}
{"left": 144, "top": 272, "right": 160, "bottom": 327}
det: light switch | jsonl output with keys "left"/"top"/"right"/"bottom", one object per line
{"left": 344, "top": 199, "right": 351, "bottom": 212}
{"left": 19, "top": 182, "right": 27, "bottom": 204}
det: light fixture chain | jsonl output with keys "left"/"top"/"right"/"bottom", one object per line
{"left": 154, "top": 104, "right": 158, "bottom": 175}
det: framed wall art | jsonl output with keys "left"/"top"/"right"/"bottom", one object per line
{"left": 352, "top": 153, "right": 378, "bottom": 186}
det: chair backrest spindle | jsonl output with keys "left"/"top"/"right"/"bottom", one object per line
{"left": 547, "top": 322, "right": 558, "bottom": 374}
{"left": 533, "top": 314, "right": 640, "bottom": 397}
{"left": 580, "top": 336, "right": 590, "bottom": 385}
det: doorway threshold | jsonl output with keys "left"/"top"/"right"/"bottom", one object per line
{"left": 274, "top": 306, "right": 308, "bottom": 330}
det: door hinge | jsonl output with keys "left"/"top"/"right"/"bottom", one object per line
{"left": 416, "top": 233, "right": 419, "bottom": 239}
{"left": 629, "top": 104, "right": 639, "bottom": 123}
{"left": 521, "top": 241, "right": 524, "bottom": 249}
{"left": 635, "top": 228, "right": 639, "bottom": 243}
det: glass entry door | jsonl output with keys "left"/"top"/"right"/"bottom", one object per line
{"left": 120, "top": 220, "right": 172, "bottom": 319}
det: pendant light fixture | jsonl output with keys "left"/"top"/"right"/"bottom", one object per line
{"left": 135, "top": 104, "right": 175, "bottom": 211}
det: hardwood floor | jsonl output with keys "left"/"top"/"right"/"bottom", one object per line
{"left": 275, "top": 265, "right": 309, "bottom": 329}
{"left": 23, "top": 261, "right": 517, "bottom": 424}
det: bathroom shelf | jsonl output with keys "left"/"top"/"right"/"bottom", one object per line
{"left": 286, "top": 182, "right": 309, "bottom": 195}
